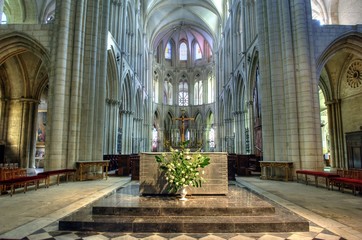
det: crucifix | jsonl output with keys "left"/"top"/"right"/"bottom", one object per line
{"left": 173, "top": 110, "right": 194, "bottom": 142}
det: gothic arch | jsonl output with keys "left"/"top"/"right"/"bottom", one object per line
{"left": 235, "top": 73, "right": 246, "bottom": 112}
{"left": 152, "top": 109, "right": 161, "bottom": 151}
{"left": 318, "top": 68, "right": 333, "bottom": 102}
{"left": 0, "top": 33, "right": 50, "bottom": 167}
{"left": 194, "top": 112, "right": 203, "bottom": 146}
{"left": 224, "top": 87, "right": 233, "bottom": 120}
{"left": 0, "top": 32, "right": 50, "bottom": 67}
{"left": 103, "top": 46, "right": 122, "bottom": 154}
{"left": 164, "top": 38, "right": 176, "bottom": 66}
{"left": 121, "top": 73, "right": 132, "bottom": 111}
{"left": 311, "top": 0, "right": 330, "bottom": 24}
{"left": 106, "top": 47, "right": 119, "bottom": 101}
{"left": 163, "top": 71, "right": 174, "bottom": 105}
{"left": 3, "top": 0, "right": 55, "bottom": 24}
{"left": 315, "top": 33, "right": 362, "bottom": 169}
{"left": 248, "top": 48, "right": 261, "bottom": 156}
{"left": 135, "top": 88, "right": 143, "bottom": 119}
{"left": 234, "top": 2, "right": 243, "bottom": 57}
{"left": 316, "top": 33, "right": 362, "bottom": 76}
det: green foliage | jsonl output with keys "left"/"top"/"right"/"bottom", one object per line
{"left": 155, "top": 140, "right": 210, "bottom": 193}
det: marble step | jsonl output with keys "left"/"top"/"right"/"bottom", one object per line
{"left": 92, "top": 205, "right": 275, "bottom": 216}
{"left": 59, "top": 213, "right": 309, "bottom": 233}
{"left": 58, "top": 183, "right": 309, "bottom": 233}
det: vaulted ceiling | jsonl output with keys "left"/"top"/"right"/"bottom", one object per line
{"left": 143, "top": 0, "right": 227, "bottom": 50}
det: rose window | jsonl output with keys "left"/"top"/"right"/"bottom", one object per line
{"left": 346, "top": 60, "right": 362, "bottom": 88}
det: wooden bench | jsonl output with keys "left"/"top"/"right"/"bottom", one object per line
{"left": 330, "top": 177, "right": 362, "bottom": 195}
{"left": 296, "top": 170, "right": 340, "bottom": 189}
{"left": 0, "top": 175, "right": 47, "bottom": 196}
{"left": 38, "top": 169, "right": 76, "bottom": 187}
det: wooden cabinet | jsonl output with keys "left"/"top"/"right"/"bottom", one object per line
{"left": 346, "top": 131, "right": 362, "bottom": 169}
{"left": 227, "top": 154, "right": 237, "bottom": 180}
{"left": 130, "top": 154, "right": 140, "bottom": 180}
{"left": 235, "top": 154, "right": 261, "bottom": 176}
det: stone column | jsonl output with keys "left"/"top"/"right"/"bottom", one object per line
{"left": 103, "top": 99, "right": 110, "bottom": 153}
{"left": 113, "top": 101, "right": 121, "bottom": 153}
{"left": 126, "top": 112, "right": 131, "bottom": 153}
{"left": 47, "top": 0, "right": 109, "bottom": 169}
{"left": 326, "top": 99, "right": 345, "bottom": 169}
{"left": 246, "top": 101, "right": 254, "bottom": 155}
{"left": 146, "top": 51, "right": 154, "bottom": 151}
{"left": 121, "top": 111, "right": 127, "bottom": 154}
{"left": 234, "top": 111, "right": 244, "bottom": 154}
{"left": 46, "top": 0, "right": 72, "bottom": 170}
{"left": 20, "top": 99, "right": 38, "bottom": 168}
{"left": 121, "top": 110, "right": 133, "bottom": 154}
{"left": 257, "top": 0, "right": 322, "bottom": 170}
{"left": 104, "top": 99, "right": 119, "bottom": 154}
{"left": 290, "top": 0, "right": 322, "bottom": 170}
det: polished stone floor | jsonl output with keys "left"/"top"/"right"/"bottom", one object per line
{"left": 0, "top": 175, "right": 361, "bottom": 240}
{"left": 58, "top": 182, "right": 308, "bottom": 233}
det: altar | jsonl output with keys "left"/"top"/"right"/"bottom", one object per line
{"left": 139, "top": 152, "right": 228, "bottom": 195}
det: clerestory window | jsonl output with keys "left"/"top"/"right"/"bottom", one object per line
{"left": 195, "top": 43, "right": 202, "bottom": 60}
{"left": 165, "top": 41, "right": 172, "bottom": 59}
{"left": 179, "top": 42, "right": 187, "bottom": 61}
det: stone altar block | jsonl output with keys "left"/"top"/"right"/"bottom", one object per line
{"left": 139, "top": 152, "right": 228, "bottom": 195}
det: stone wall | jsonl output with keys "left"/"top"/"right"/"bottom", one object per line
{"left": 139, "top": 152, "right": 228, "bottom": 195}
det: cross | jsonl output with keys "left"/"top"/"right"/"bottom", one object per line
{"left": 173, "top": 110, "right": 194, "bottom": 142}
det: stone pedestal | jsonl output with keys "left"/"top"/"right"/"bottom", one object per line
{"left": 139, "top": 152, "right": 228, "bottom": 195}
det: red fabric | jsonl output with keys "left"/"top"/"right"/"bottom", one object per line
{"left": 0, "top": 175, "right": 46, "bottom": 185}
{"left": 296, "top": 170, "right": 339, "bottom": 178}
{"left": 38, "top": 169, "right": 76, "bottom": 176}
{"left": 331, "top": 177, "right": 362, "bottom": 185}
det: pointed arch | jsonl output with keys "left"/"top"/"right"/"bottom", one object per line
{"left": 315, "top": 33, "right": 362, "bottom": 169}
{"left": 121, "top": 72, "right": 132, "bottom": 111}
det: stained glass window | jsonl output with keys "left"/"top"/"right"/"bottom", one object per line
{"left": 179, "top": 42, "right": 187, "bottom": 61}
{"left": 178, "top": 80, "right": 188, "bottom": 106}
{"left": 195, "top": 43, "right": 202, "bottom": 59}
{"left": 165, "top": 41, "right": 171, "bottom": 59}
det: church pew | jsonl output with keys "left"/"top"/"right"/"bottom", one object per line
{"left": 37, "top": 169, "right": 76, "bottom": 187}
{"left": 0, "top": 175, "right": 47, "bottom": 196}
{"left": 296, "top": 170, "right": 340, "bottom": 189}
{"left": 330, "top": 177, "right": 362, "bottom": 195}
{"left": 329, "top": 169, "right": 362, "bottom": 195}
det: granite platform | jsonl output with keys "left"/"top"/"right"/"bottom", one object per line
{"left": 59, "top": 181, "right": 309, "bottom": 233}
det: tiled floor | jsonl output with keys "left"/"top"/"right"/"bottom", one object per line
{"left": 0, "top": 176, "right": 361, "bottom": 240}
{"left": 25, "top": 222, "right": 344, "bottom": 240}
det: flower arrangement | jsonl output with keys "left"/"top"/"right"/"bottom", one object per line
{"left": 155, "top": 140, "right": 210, "bottom": 193}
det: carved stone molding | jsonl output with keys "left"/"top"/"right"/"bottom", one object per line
{"left": 346, "top": 60, "right": 362, "bottom": 88}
